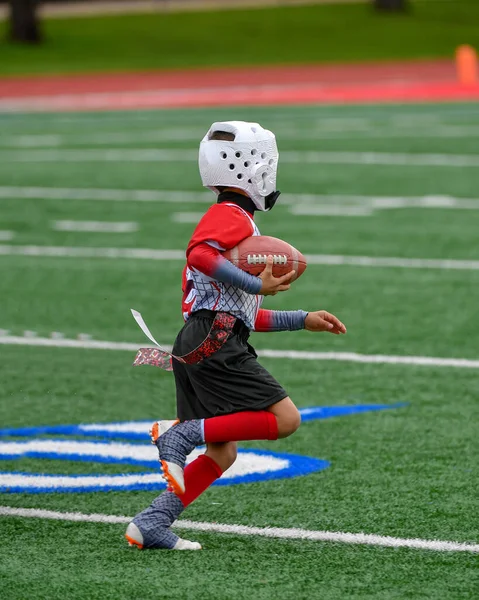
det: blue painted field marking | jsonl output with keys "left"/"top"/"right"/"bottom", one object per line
{"left": 299, "top": 402, "right": 407, "bottom": 422}
{"left": 0, "top": 403, "right": 405, "bottom": 493}
{"left": 0, "top": 448, "right": 329, "bottom": 494}
{"left": 0, "top": 403, "right": 407, "bottom": 439}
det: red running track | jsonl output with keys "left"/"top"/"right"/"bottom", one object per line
{"left": 1, "top": 60, "right": 478, "bottom": 111}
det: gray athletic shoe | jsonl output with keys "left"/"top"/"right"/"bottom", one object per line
{"left": 149, "top": 419, "right": 203, "bottom": 495}
{"left": 126, "top": 491, "right": 201, "bottom": 550}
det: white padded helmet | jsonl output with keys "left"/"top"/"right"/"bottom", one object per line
{"left": 198, "top": 120, "right": 280, "bottom": 211}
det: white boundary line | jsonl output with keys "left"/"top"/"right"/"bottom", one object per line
{"left": 3, "top": 187, "right": 479, "bottom": 213}
{"left": 1, "top": 334, "right": 479, "bottom": 369}
{"left": 171, "top": 212, "right": 204, "bottom": 223}
{"left": 3, "top": 126, "right": 479, "bottom": 148}
{"left": 2, "top": 244, "right": 479, "bottom": 271}
{"left": 0, "top": 506, "right": 477, "bottom": 553}
{"left": 2, "top": 149, "right": 479, "bottom": 167}
{"left": 0, "top": 186, "right": 211, "bottom": 203}
{"left": 52, "top": 220, "right": 138, "bottom": 233}
{"left": 0, "top": 245, "right": 184, "bottom": 260}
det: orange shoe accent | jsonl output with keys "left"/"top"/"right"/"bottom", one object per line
{"left": 150, "top": 419, "right": 180, "bottom": 444}
{"left": 160, "top": 459, "right": 185, "bottom": 495}
{"left": 150, "top": 422, "right": 159, "bottom": 444}
{"left": 125, "top": 533, "right": 143, "bottom": 549}
{"left": 456, "top": 45, "right": 478, "bottom": 85}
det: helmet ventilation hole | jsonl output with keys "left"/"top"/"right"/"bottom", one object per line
{"left": 220, "top": 152, "right": 227, "bottom": 159}
{"left": 251, "top": 149, "right": 257, "bottom": 156}
{"left": 237, "top": 173, "right": 243, "bottom": 180}
{"left": 248, "top": 179, "right": 252, "bottom": 184}
{"left": 244, "top": 161, "right": 250, "bottom": 167}
{"left": 268, "top": 158, "right": 274, "bottom": 166}
{"left": 235, "top": 151, "right": 242, "bottom": 158}
{"left": 261, "top": 171, "right": 268, "bottom": 190}
{"left": 261, "top": 152, "right": 267, "bottom": 159}
{"left": 229, "top": 164, "right": 235, "bottom": 170}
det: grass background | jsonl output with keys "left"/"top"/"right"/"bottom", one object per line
{"left": 0, "top": 103, "right": 478, "bottom": 598}
{"left": 0, "top": 1, "right": 479, "bottom": 75}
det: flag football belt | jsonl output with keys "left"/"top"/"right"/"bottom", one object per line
{"left": 132, "top": 311, "right": 237, "bottom": 372}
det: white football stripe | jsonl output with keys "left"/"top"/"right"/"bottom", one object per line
{"left": 3, "top": 125, "right": 479, "bottom": 148}
{"left": 52, "top": 220, "right": 138, "bottom": 233}
{"left": 0, "top": 245, "right": 184, "bottom": 260}
{"left": 170, "top": 212, "right": 204, "bottom": 223}
{"left": 2, "top": 244, "right": 479, "bottom": 271}
{"left": 0, "top": 506, "right": 477, "bottom": 553}
{"left": 1, "top": 149, "right": 479, "bottom": 167}
{"left": 291, "top": 205, "right": 373, "bottom": 217}
{"left": 1, "top": 334, "right": 479, "bottom": 369}
{"left": 0, "top": 186, "right": 211, "bottom": 203}
{"left": 3, "top": 187, "right": 479, "bottom": 213}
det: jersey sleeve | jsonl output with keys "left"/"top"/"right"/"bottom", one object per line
{"left": 254, "top": 309, "right": 308, "bottom": 332}
{"left": 186, "top": 204, "right": 262, "bottom": 295}
{"left": 186, "top": 203, "right": 254, "bottom": 254}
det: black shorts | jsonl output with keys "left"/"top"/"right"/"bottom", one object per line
{"left": 172, "top": 310, "right": 288, "bottom": 421}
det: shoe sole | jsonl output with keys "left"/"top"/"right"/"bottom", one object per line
{"left": 160, "top": 459, "right": 185, "bottom": 495}
{"left": 149, "top": 419, "right": 185, "bottom": 495}
{"left": 125, "top": 534, "right": 143, "bottom": 549}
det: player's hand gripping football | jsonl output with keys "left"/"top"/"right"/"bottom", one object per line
{"left": 304, "top": 311, "right": 347, "bottom": 335}
{"left": 259, "top": 255, "right": 295, "bottom": 296}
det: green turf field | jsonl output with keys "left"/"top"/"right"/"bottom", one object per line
{"left": 0, "top": 103, "right": 479, "bottom": 599}
{"left": 1, "top": 0, "right": 479, "bottom": 75}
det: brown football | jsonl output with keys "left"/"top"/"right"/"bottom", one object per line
{"left": 223, "top": 235, "right": 307, "bottom": 281}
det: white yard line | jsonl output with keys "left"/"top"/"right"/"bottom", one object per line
{"left": 292, "top": 195, "right": 479, "bottom": 214}
{"left": 285, "top": 126, "right": 479, "bottom": 140}
{"left": 302, "top": 254, "right": 479, "bottom": 270}
{"left": 0, "top": 149, "right": 197, "bottom": 162}
{"left": 1, "top": 244, "right": 479, "bottom": 271}
{"left": 283, "top": 151, "right": 479, "bottom": 168}
{"left": 2, "top": 149, "right": 479, "bottom": 167}
{"left": 291, "top": 205, "right": 373, "bottom": 217}
{"left": 0, "top": 245, "right": 184, "bottom": 260}
{"left": 0, "top": 506, "right": 477, "bottom": 553}
{"left": 3, "top": 187, "right": 479, "bottom": 212}
{"left": 171, "top": 212, "right": 204, "bottom": 223}
{"left": 1, "top": 334, "right": 479, "bottom": 369}
{"left": 52, "top": 220, "right": 138, "bottom": 233}
{"left": 4, "top": 126, "right": 479, "bottom": 148}
{"left": 0, "top": 129, "right": 206, "bottom": 148}
{"left": 0, "top": 186, "right": 211, "bottom": 203}
{"left": 0, "top": 336, "right": 140, "bottom": 351}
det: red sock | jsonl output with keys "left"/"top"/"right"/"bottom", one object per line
{"left": 203, "top": 411, "right": 278, "bottom": 443}
{"left": 179, "top": 454, "right": 223, "bottom": 508}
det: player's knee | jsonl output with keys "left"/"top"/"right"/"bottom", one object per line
{"left": 277, "top": 408, "right": 301, "bottom": 438}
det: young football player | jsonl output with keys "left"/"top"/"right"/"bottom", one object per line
{"left": 126, "top": 121, "right": 346, "bottom": 550}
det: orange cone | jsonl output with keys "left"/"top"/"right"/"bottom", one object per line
{"left": 456, "top": 45, "right": 478, "bottom": 85}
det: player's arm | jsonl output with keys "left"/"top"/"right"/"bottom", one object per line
{"left": 188, "top": 242, "right": 262, "bottom": 294}
{"left": 187, "top": 206, "right": 293, "bottom": 295}
{"left": 255, "top": 309, "right": 346, "bottom": 334}
{"left": 254, "top": 308, "right": 308, "bottom": 332}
